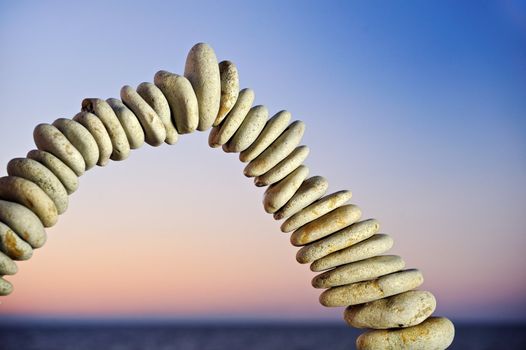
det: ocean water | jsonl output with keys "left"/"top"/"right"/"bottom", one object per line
{"left": 0, "top": 320, "right": 524, "bottom": 350}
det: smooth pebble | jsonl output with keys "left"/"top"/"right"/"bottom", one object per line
{"left": 215, "top": 60, "right": 239, "bottom": 126}
{"left": 263, "top": 165, "right": 309, "bottom": 214}
{"left": 0, "top": 199, "right": 46, "bottom": 249}
{"left": 255, "top": 145, "right": 310, "bottom": 187}
{"left": 0, "top": 221, "right": 33, "bottom": 260}
{"left": 27, "top": 150, "right": 79, "bottom": 195}
{"left": 73, "top": 112, "right": 113, "bottom": 166}
{"left": 274, "top": 176, "right": 328, "bottom": 220}
{"left": 223, "top": 105, "right": 268, "bottom": 153}
{"left": 106, "top": 98, "right": 145, "bottom": 149}
{"left": 52, "top": 118, "right": 99, "bottom": 170}
{"left": 0, "top": 251, "right": 17, "bottom": 275}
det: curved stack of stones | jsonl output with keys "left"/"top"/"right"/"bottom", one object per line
{"left": 0, "top": 43, "right": 454, "bottom": 349}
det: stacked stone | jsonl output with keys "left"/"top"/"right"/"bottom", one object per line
{"left": 0, "top": 43, "right": 454, "bottom": 349}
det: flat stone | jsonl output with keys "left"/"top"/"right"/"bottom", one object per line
{"left": 52, "top": 118, "right": 99, "bottom": 170}
{"left": 215, "top": 60, "right": 239, "bottom": 126}
{"left": 0, "top": 277, "right": 13, "bottom": 296}
{"left": 0, "top": 199, "right": 46, "bottom": 248}
{"left": 312, "top": 255, "right": 405, "bottom": 288}
{"left": 33, "top": 123, "right": 85, "bottom": 176}
{"left": 223, "top": 105, "right": 268, "bottom": 153}
{"left": 240, "top": 110, "right": 291, "bottom": 163}
{"left": 0, "top": 251, "right": 17, "bottom": 275}
{"left": 185, "top": 43, "right": 221, "bottom": 131}
{"left": 263, "top": 165, "right": 309, "bottom": 214}
{"left": 27, "top": 150, "right": 78, "bottom": 195}
{"left": 244, "top": 120, "right": 305, "bottom": 177}
{"left": 73, "top": 112, "right": 113, "bottom": 166}
{"left": 106, "top": 98, "right": 145, "bottom": 149}
{"left": 290, "top": 204, "right": 362, "bottom": 246}
{"left": 281, "top": 190, "right": 352, "bottom": 233}
{"left": 81, "top": 98, "right": 130, "bottom": 161}
{"left": 154, "top": 70, "right": 198, "bottom": 134}
{"left": 274, "top": 176, "right": 328, "bottom": 220}
{"left": 120, "top": 85, "right": 166, "bottom": 147}
{"left": 319, "top": 269, "right": 424, "bottom": 307}
{"left": 7, "top": 158, "right": 69, "bottom": 214}
{"left": 311, "top": 234, "right": 394, "bottom": 272}
{"left": 254, "top": 145, "right": 310, "bottom": 187}
{"left": 356, "top": 317, "right": 455, "bottom": 350}
{"left": 0, "top": 221, "right": 33, "bottom": 260}
{"left": 345, "top": 290, "right": 437, "bottom": 329}
{"left": 208, "top": 88, "right": 255, "bottom": 147}
{"left": 297, "top": 219, "right": 380, "bottom": 264}
{"left": 0, "top": 176, "right": 58, "bottom": 227}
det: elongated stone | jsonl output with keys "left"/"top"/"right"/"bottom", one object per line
{"left": 0, "top": 221, "right": 33, "bottom": 260}
{"left": 356, "top": 317, "right": 455, "bottom": 350}
{"left": 263, "top": 165, "right": 309, "bottom": 214}
{"left": 274, "top": 176, "right": 328, "bottom": 220}
{"left": 73, "top": 111, "right": 113, "bottom": 166}
{"left": 7, "top": 158, "right": 69, "bottom": 214}
{"left": 27, "top": 150, "right": 79, "bottom": 195}
{"left": 0, "top": 251, "right": 17, "bottom": 275}
{"left": 81, "top": 98, "right": 130, "bottom": 161}
{"left": 0, "top": 200, "right": 46, "bottom": 248}
{"left": 154, "top": 70, "right": 198, "bottom": 134}
{"left": 209, "top": 89, "right": 255, "bottom": 147}
{"left": 244, "top": 120, "right": 305, "bottom": 177}
{"left": 311, "top": 234, "right": 394, "bottom": 272}
{"left": 185, "top": 43, "right": 221, "bottom": 131}
{"left": 281, "top": 190, "right": 352, "bottom": 233}
{"left": 345, "top": 290, "right": 437, "bottom": 329}
{"left": 240, "top": 110, "right": 291, "bottom": 163}
{"left": 297, "top": 219, "right": 380, "bottom": 264}
{"left": 223, "top": 105, "right": 268, "bottom": 153}
{"left": 255, "top": 145, "right": 310, "bottom": 187}
{"left": 319, "top": 269, "right": 424, "bottom": 307}
{"left": 312, "top": 255, "right": 405, "bottom": 288}
{"left": 33, "top": 124, "right": 85, "bottom": 176}
{"left": 106, "top": 98, "right": 145, "bottom": 149}
{"left": 290, "top": 204, "right": 362, "bottom": 246}
{"left": 120, "top": 85, "right": 166, "bottom": 147}
{"left": 137, "top": 82, "right": 178, "bottom": 145}
{"left": 0, "top": 176, "right": 58, "bottom": 227}
{"left": 0, "top": 277, "right": 13, "bottom": 296}
{"left": 215, "top": 60, "right": 239, "bottom": 126}
{"left": 52, "top": 118, "right": 99, "bottom": 170}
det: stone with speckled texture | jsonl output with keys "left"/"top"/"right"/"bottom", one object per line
{"left": 73, "top": 112, "right": 113, "bottom": 166}
{"left": 223, "top": 105, "right": 268, "bottom": 153}
{"left": 0, "top": 200, "right": 46, "bottom": 249}
{"left": 263, "top": 165, "right": 309, "bottom": 214}
{"left": 0, "top": 251, "right": 17, "bottom": 275}
{"left": 214, "top": 60, "right": 239, "bottom": 126}
{"left": 255, "top": 145, "right": 310, "bottom": 187}
{"left": 106, "top": 98, "right": 145, "bottom": 150}
{"left": 52, "top": 118, "right": 99, "bottom": 170}
{"left": 0, "top": 221, "right": 33, "bottom": 260}
{"left": 274, "top": 176, "right": 328, "bottom": 220}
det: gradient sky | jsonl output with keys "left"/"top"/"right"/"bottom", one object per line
{"left": 0, "top": 0, "right": 525, "bottom": 323}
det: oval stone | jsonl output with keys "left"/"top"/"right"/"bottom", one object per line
{"left": 185, "top": 43, "right": 221, "bottom": 131}
{"left": 73, "top": 111, "right": 113, "bottom": 166}
{"left": 27, "top": 150, "right": 79, "bottom": 195}
{"left": 263, "top": 165, "right": 309, "bottom": 214}
{"left": 0, "top": 199, "right": 46, "bottom": 248}
{"left": 356, "top": 317, "right": 455, "bottom": 350}
{"left": 255, "top": 145, "right": 310, "bottom": 187}
{"left": 106, "top": 98, "right": 145, "bottom": 149}
{"left": 223, "top": 105, "right": 268, "bottom": 153}
{"left": 0, "top": 221, "right": 33, "bottom": 260}
{"left": 0, "top": 251, "right": 18, "bottom": 275}
{"left": 274, "top": 176, "right": 328, "bottom": 220}
{"left": 52, "top": 118, "right": 99, "bottom": 170}
{"left": 215, "top": 60, "right": 239, "bottom": 126}
{"left": 345, "top": 290, "right": 437, "bottom": 329}
{"left": 0, "top": 277, "right": 13, "bottom": 296}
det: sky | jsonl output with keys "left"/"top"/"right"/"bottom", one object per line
{"left": 0, "top": 0, "right": 525, "bottom": 323}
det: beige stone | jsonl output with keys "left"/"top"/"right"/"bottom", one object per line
{"left": 297, "top": 219, "right": 380, "bottom": 264}
{"left": 81, "top": 98, "right": 130, "bottom": 161}
{"left": 345, "top": 290, "right": 436, "bottom": 329}
{"left": 0, "top": 199, "right": 46, "bottom": 248}
{"left": 215, "top": 60, "right": 239, "bottom": 126}
{"left": 244, "top": 120, "right": 305, "bottom": 177}
{"left": 281, "top": 190, "right": 352, "bottom": 233}
{"left": 0, "top": 277, "right": 13, "bottom": 296}
{"left": 106, "top": 98, "right": 145, "bottom": 149}
{"left": 73, "top": 111, "right": 113, "bottom": 166}
{"left": 311, "top": 234, "right": 394, "bottom": 272}
{"left": 0, "top": 251, "right": 17, "bottom": 275}
{"left": 312, "top": 255, "right": 405, "bottom": 288}
{"left": 356, "top": 317, "right": 455, "bottom": 350}
{"left": 7, "top": 158, "right": 69, "bottom": 214}
{"left": 0, "top": 176, "right": 58, "bottom": 227}
{"left": 0, "top": 221, "right": 33, "bottom": 260}
{"left": 274, "top": 176, "right": 328, "bottom": 220}
{"left": 290, "top": 204, "right": 362, "bottom": 246}
{"left": 208, "top": 88, "right": 255, "bottom": 147}
{"left": 254, "top": 145, "right": 310, "bottom": 187}
{"left": 263, "top": 165, "right": 309, "bottom": 214}
{"left": 52, "top": 118, "right": 99, "bottom": 170}
{"left": 319, "top": 269, "right": 424, "bottom": 307}
{"left": 223, "top": 105, "right": 268, "bottom": 153}
{"left": 154, "top": 70, "right": 198, "bottom": 134}
{"left": 120, "top": 85, "right": 166, "bottom": 147}
{"left": 240, "top": 110, "right": 291, "bottom": 163}
{"left": 185, "top": 43, "right": 221, "bottom": 131}
{"left": 33, "top": 123, "right": 85, "bottom": 176}
{"left": 27, "top": 150, "right": 78, "bottom": 195}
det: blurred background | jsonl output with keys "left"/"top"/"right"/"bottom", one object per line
{"left": 0, "top": 0, "right": 525, "bottom": 349}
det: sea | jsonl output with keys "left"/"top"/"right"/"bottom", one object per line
{"left": 0, "top": 319, "right": 524, "bottom": 350}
